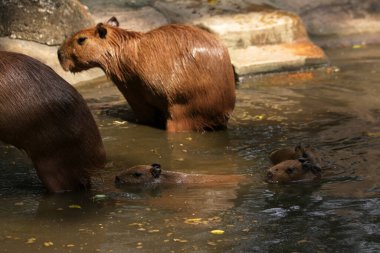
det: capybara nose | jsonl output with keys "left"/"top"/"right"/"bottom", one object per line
{"left": 267, "top": 171, "right": 274, "bottom": 180}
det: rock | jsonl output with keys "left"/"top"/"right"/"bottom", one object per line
{"left": 269, "top": 0, "right": 380, "bottom": 47}
{"left": 0, "top": 37, "right": 104, "bottom": 85}
{"left": 230, "top": 41, "right": 327, "bottom": 76}
{"left": 0, "top": 0, "right": 94, "bottom": 46}
{"left": 153, "top": 0, "right": 327, "bottom": 76}
{"left": 194, "top": 11, "right": 307, "bottom": 48}
{"left": 81, "top": 2, "right": 168, "bottom": 32}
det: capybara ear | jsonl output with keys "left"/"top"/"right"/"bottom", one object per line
{"left": 95, "top": 23, "right": 107, "bottom": 38}
{"left": 107, "top": 16, "right": 119, "bottom": 27}
{"left": 150, "top": 164, "right": 162, "bottom": 178}
{"left": 269, "top": 148, "right": 296, "bottom": 165}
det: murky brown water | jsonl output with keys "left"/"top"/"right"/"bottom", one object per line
{"left": 1, "top": 45, "right": 380, "bottom": 252}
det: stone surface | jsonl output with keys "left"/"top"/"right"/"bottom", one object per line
{"left": 0, "top": 37, "right": 104, "bottom": 85}
{"left": 230, "top": 40, "right": 327, "bottom": 75}
{"left": 269, "top": 0, "right": 380, "bottom": 47}
{"left": 0, "top": 0, "right": 94, "bottom": 46}
{"left": 194, "top": 11, "right": 307, "bottom": 48}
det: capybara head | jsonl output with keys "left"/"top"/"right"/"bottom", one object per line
{"left": 266, "top": 159, "right": 321, "bottom": 183}
{"left": 266, "top": 144, "right": 322, "bottom": 183}
{"left": 115, "top": 164, "right": 162, "bottom": 185}
{"left": 58, "top": 17, "right": 121, "bottom": 73}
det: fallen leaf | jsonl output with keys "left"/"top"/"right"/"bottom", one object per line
{"left": 43, "top": 241, "right": 54, "bottom": 247}
{"left": 173, "top": 238, "right": 188, "bottom": 243}
{"left": 210, "top": 229, "right": 225, "bottom": 235}
{"left": 68, "top": 204, "right": 82, "bottom": 209}
{"left": 26, "top": 237, "right": 36, "bottom": 244}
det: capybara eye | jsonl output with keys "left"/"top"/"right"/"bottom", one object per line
{"left": 77, "top": 37, "right": 87, "bottom": 45}
{"left": 133, "top": 172, "right": 143, "bottom": 178}
{"left": 286, "top": 167, "right": 295, "bottom": 174}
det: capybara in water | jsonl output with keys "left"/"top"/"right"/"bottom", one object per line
{"left": 266, "top": 144, "right": 322, "bottom": 183}
{"left": 0, "top": 51, "right": 106, "bottom": 193}
{"left": 115, "top": 164, "right": 245, "bottom": 186}
{"left": 57, "top": 17, "right": 236, "bottom": 132}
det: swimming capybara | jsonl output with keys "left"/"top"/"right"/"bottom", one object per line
{"left": 266, "top": 144, "right": 322, "bottom": 183}
{"left": 57, "top": 17, "right": 236, "bottom": 132}
{"left": 0, "top": 51, "right": 106, "bottom": 193}
{"left": 115, "top": 164, "right": 245, "bottom": 186}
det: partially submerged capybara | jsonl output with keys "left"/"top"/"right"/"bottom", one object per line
{"left": 115, "top": 164, "right": 245, "bottom": 186}
{"left": 57, "top": 17, "right": 236, "bottom": 132}
{"left": 0, "top": 51, "right": 106, "bottom": 193}
{"left": 266, "top": 144, "right": 322, "bottom": 183}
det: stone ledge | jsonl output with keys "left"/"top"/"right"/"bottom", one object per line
{"left": 230, "top": 40, "right": 328, "bottom": 76}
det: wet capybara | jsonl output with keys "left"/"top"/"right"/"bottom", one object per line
{"left": 0, "top": 51, "right": 106, "bottom": 193}
{"left": 266, "top": 145, "right": 322, "bottom": 183}
{"left": 115, "top": 164, "right": 245, "bottom": 186}
{"left": 57, "top": 17, "right": 236, "bottom": 132}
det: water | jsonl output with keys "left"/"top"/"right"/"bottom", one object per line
{"left": 1, "top": 45, "right": 380, "bottom": 252}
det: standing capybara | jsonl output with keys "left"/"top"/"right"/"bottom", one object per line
{"left": 115, "top": 164, "right": 245, "bottom": 186}
{"left": 266, "top": 144, "right": 322, "bottom": 183}
{"left": 57, "top": 17, "right": 236, "bottom": 132}
{"left": 0, "top": 51, "right": 106, "bottom": 193}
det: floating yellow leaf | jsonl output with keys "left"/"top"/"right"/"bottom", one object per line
{"left": 352, "top": 45, "right": 363, "bottom": 49}
{"left": 210, "top": 229, "right": 225, "bottom": 235}
{"left": 43, "top": 241, "right": 54, "bottom": 247}
{"left": 173, "top": 238, "right": 188, "bottom": 243}
{"left": 148, "top": 229, "right": 160, "bottom": 233}
{"left": 66, "top": 244, "right": 75, "bottom": 248}
{"left": 184, "top": 218, "right": 203, "bottom": 225}
{"left": 297, "top": 239, "right": 309, "bottom": 244}
{"left": 26, "top": 237, "right": 36, "bottom": 244}
{"left": 68, "top": 204, "right": 82, "bottom": 209}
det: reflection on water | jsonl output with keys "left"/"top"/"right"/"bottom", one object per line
{"left": 1, "top": 45, "right": 380, "bottom": 252}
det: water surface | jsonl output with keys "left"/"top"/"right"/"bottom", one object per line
{"left": 1, "top": 46, "right": 380, "bottom": 252}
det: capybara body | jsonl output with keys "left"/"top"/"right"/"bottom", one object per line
{"left": 58, "top": 17, "right": 236, "bottom": 132}
{"left": 266, "top": 145, "right": 322, "bottom": 183}
{"left": 115, "top": 164, "right": 244, "bottom": 186}
{"left": 0, "top": 51, "right": 106, "bottom": 193}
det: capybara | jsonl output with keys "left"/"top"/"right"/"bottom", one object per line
{"left": 266, "top": 144, "right": 322, "bottom": 183}
{"left": 57, "top": 17, "right": 236, "bottom": 132}
{"left": 115, "top": 164, "right": 245, "bottom": 186}
{"left": 0, "top": 51, "right": 106, "bottom": 193}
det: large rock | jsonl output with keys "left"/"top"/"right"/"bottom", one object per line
{"left": 269, "top": 0, "right": 380, "bottom": 47}
{"left": 0, "top": 0, "right": 94, "bottom": 45}
{"left": 81, "top": 0, "right": 168, "bottom": 32}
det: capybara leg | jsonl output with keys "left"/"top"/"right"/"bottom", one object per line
{"left": 34, "top": 158, "right": 89, "bottom": 193}
{"left": 166, "top": 118, "right": 195, "bottom": 132}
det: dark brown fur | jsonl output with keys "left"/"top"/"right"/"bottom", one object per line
{"left": 115, "top": 164, "right": 245, "bottom": 186}
{"left": 58, "top": 17, "right": 236, "bottom": 132}
{"left": 0, "top": 51, "right": 106, "bottom": 193}
{"left": 266, "top": 145, "right": 322, "bottom": 183}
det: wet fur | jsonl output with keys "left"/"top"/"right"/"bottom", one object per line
{"left": 58, "top": 18, "right": 236, "bottom": 132}
{"left": 0, "top": 51, "right": 106, "bottom": 193}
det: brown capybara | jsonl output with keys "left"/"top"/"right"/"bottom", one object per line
{"left": 57, "top": 17, "right": 236, "bottom": 132}
{"left": 115, "top": 164, "right": 245, "bottom": 186}
{"left": 0, "top": 51, "right": 106, "bottom": 193}
{"left": 266, "top": 144, "right": 322, "bottom": 183}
